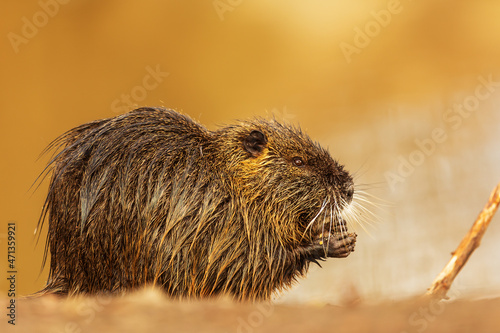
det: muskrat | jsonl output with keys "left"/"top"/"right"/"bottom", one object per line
{"left": 36, "top": 107, "right": 357, "bottom": 300}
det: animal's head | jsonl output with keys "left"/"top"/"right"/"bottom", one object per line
{"left": 217, "top": 119, "right": 355, "bottom": 250}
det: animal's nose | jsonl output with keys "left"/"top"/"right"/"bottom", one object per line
{"left": 345, "top": 183, "right": 354, "bottom": 204}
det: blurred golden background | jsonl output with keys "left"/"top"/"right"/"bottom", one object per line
{"left": 1, "top": 0, "right": 500, "bottom": 302}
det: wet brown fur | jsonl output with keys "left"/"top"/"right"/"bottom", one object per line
{"left": 36, "top": 107, "right": 355, "bottom": 300}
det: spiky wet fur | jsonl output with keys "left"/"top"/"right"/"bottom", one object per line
{"left": 37, "top": 107, "right": 355, "bottom": 300}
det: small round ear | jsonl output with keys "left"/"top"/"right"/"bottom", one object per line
{"left": 243, "top": 130, "right": 267, "bottom": 157}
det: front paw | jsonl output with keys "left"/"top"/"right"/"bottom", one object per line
{"left": 315, "top": 232, "right": 357, "bottom": 258}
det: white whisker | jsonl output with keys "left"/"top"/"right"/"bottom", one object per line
{"left": 326, "top": 205, "right": 333, "bottom": 254}
{"left": 301, "top": 197, "right": 329, "bottom": 240}
{"left": 333, "top": 195, "right": 346, "bottom": 236}
{"left": 322, "top": 205, "right": 328, "bottom": 255}
{"left": 354, "top": 190, "right": 392, "bottom": 207}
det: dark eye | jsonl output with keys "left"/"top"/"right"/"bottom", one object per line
{"left": 292, "top": 156, "right": 305, "bottom": 167}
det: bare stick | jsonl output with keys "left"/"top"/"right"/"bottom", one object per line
{"left": 426, "top": 182, "right": 500, "bottom": 299}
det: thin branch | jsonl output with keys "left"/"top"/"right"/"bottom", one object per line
{"left": 426, "top": 182, "right": 500, "bottom": 299}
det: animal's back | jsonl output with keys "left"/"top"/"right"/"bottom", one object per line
{"left": 40, "top": 108, "right": 222, "bottom": 295}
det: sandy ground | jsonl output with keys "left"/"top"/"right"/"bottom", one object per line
{"left": 2, "top": 289, "right": 499, "bottom": 333}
